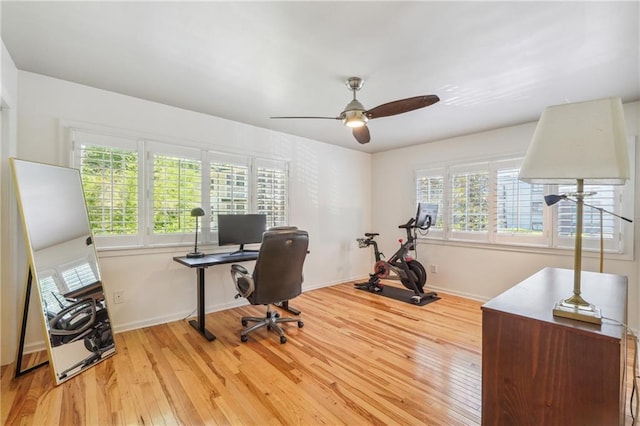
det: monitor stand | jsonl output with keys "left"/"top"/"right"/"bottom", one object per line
{"left": 230, "top": 244, "right": 259, "bottom": 255}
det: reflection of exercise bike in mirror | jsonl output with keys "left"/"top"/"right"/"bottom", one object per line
{"left": 46, "top": 287, "right": 115, "bottom": 379}
{"left": 355, "top": 203, "right": 438, "bottom": 305}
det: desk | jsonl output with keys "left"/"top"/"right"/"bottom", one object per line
{"left": 173, "top": 251, "right": 258, "bottom": 341}
{"left": 481, "top": 267, "right": 628, "bottom": 425}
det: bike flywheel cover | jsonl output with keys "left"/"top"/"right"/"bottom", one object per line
{"left": 374, "top": 260, "right": 390, "bottom": 279}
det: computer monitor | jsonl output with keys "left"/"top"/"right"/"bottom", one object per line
{"left": 415, "top": 202, "right": 439, "bottom": 229}
{"left": 217, "top": 214, "right": 267, "bottom": 252}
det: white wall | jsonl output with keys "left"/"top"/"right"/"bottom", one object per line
{"left": 7, "top": 66, "right": 639, "bottom": 363}
{"left": 372, "top": 102, "right": 640, "bottom": 330}
{"left": 10, "top": 71, "right": 372, "bottom": 356}
{"left": 1, "top": 40, "right": 20, "bottom": 365}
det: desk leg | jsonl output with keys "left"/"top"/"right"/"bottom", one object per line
{"left": 189, "top": 267, "right": 216, "bottom": 341}
{"left": 274, "top": 301, "right": 301, "bottom": 315}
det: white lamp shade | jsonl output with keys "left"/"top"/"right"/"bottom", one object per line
{"left": 519, "top": 97, "right": 629, "bottom": 185}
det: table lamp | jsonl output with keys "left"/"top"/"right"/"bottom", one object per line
{"left": 187, "top": 207, "right": 206, "bottom": 258}
{"left": 519, "top": 97, "right": 629, "bottom": 324}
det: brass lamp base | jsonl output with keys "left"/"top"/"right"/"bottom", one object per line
{"left": 552, "top": 297, "right": 602, "bottom": 325}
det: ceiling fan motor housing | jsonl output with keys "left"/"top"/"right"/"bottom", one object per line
{"left": 342, "top": 98, "right": 368, "bottom": 127}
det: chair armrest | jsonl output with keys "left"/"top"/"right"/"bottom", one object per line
{"left": 231, "top": 264, "right": 254, "bottom": 298}
{"left": 231, "top": 264, "right": 249, "bottom": 275}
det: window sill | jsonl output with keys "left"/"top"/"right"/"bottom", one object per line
{"left": 416, "top": 237, "right": 633, "bottom": 262}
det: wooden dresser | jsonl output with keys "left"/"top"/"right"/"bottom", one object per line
{"left": 481, "top": 267, "right": 628, "bottom": 426}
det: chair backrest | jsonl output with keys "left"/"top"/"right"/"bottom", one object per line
{"left": 248, "top": 227, "right": 309, "bottom": 305}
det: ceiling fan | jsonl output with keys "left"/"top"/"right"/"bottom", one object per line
{"left": 271, "top": 77, "right": 439, "bottom": 144}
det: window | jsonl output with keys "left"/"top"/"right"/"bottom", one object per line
{"left": 255, "top": 159, "right": 288, "bottom": 227}
{"left": 153, "top": 155, "right": 201, "bottom": 234}
{"left": 73, "top": 130, "right": 142, "bottom": 247}
{"left": 60, "top": 260, "right": 99, "bottom": 293}
{"left": 415, "top": 168, "right": 444, "bottom": 232}
{"left": 149, "top": 143, "right": 203, "bottom": 245}
{"left": 449, "top": 163, "right": 489, "bottom": 240}
{"left": 80, "top": 146, "right": 139, "bottom": 236}
{"left": 493, "top": 159, "right": 547, "bottom": 245}
{"left": 72, "top": 128, "right": 288, "bottom": 249}
{"left": 415, "top": 152, "right": 634, "bottom": 254}
{"left": 209, "top": 153, "right": 250, "bottom": 232}
{"left": 554, "top": 184, "right": 623, "bottom": 252}
{"left": 38, "top": 272, "right": 60, "bottom": 314}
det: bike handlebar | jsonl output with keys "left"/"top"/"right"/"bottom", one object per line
{"left": 398, "top": 218, "right": 415, "bottom": 229}
{"left": 398, "top": 216, "right": 431, "bottom": 231}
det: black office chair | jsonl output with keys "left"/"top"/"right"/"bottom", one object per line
{"left": 230, "top": 227, "right": 309, "bottom": 344}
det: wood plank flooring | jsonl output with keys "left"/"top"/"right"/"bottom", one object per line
{"left": 1, "top": 281, "right": 637, "bottom": 425}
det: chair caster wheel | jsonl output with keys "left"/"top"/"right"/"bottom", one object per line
{"left": 275, "top": 312, "right": 281, "bottom": 318}
{"left": 241, "top": 335, "right": 248, "bottom": 343}
{"left": 280, "top": 336, "right": 287, "bottom": 344}
{"left": 298, "top": 321, "right": 304, "bottom": 328}
{"left": 241, "top": 320, "right": 248, "bottom": 326}
{"left": 267, "top": 325, "right": 272, "bottom": 330}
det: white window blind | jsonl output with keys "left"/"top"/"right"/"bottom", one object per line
{"left": 415, "top": 168, "right": 444, "bottom": 231}
{"left": 38, "top": 273, "right": 60, "bottom": 314}
{"left": 449, "top": 164, "right": 489, "bottom": 236}
{"left": 61, "top": 261, "right": 99, "bottom": 294}
{"left": 255, "top": 159, "right": 288, "bottom": 228}
{"left": 494, "top": 160, "right": 545, "bottom": 238}
{"left": 70, "top": 127, "right": 292, "bottom": 250}
{"left": 414, "top": 141, "right": 634, "bottom": 254}
{"left": 209, "top": 154, "right": 250, "bottom": 231}
{"left": 73, "top": 130, "right": 140, "bottom": 243}
{"left": 152, "top": 153, "right": 202, "bottom": 234}
{"left": 555, "top": 183, "right": 623, "bottom": 251}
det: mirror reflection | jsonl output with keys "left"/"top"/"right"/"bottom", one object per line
{"left": 10, "top": 158, "right": 116, "bottom": 385}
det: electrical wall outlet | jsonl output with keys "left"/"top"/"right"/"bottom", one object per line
{"left": 113, "top": 291, "right": 124, "bottom": 304}
{"left": 430, "top": 264, "right": 438, "bottom": 274}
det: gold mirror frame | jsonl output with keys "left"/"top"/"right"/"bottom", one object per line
{"left": 10, "top": 158, "right": 116, "bottom": 385}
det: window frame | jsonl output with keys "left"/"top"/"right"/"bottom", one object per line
{"left": 415, "top": 144, "right": 635, "bottom": 257}
{"left": 254, "top": 157, "right": 289, "bottom": 229}
{"left": 415, "top": 168, "right": 445, "bottom": 239}
{"left": 70, "top": 126, "right": 289, "bottom": 251}
{"left": 72, "top": 129, "right": 144, "bottom": 248}
{"left": 207, "top": 151, "right": 251, "bottom": 243}
{"left": 550, "top": 183, "right": 627, "bottom": 253}
{"left": 447, "top": 162, "right": 490, "bottom": 242}
{"left": 147, "top": 141, "right": 204, "bottom": 246}
{"left": 492, "top": 158, "right": 549, "bottom": 246}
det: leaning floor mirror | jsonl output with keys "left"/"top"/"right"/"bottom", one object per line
{"left": 10, "top": 158, "right": 116, "bottom": 385}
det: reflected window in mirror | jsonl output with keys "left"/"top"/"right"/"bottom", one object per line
{"left": 38, "top": 272, "right": 60, "bottom": 315}
{"left": 60, "top": 259, "right": 100, "bottom": 295}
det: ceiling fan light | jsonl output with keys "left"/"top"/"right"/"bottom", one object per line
{"left": 342, "top": 110, "right": 368, "bottom": 128}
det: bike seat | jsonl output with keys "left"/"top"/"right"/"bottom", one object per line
{"left": 364, "top": 232, "right": 379, "bottom": 237}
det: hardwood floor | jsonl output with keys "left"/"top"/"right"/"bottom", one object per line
{"left": 1, "top": 281, "right": 636, "bottom": 425}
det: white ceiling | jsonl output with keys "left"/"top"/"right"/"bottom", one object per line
{"left": 2, "top": 1, "right": 639, "bottom": 153}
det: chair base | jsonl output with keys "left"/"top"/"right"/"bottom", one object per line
{"left": 241, "top": 305, "right": 303, "bottom": 344}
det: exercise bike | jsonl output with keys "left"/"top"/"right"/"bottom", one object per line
{"left": 355, "top": 203, "right": 438, "bottom": 305}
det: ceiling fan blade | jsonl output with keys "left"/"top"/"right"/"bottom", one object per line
{"left": 365, "top": 95, "right": 440, "bottom": 120}
{"left": 352, "top": 125, "right": 370, "bottom": 144}
{"left": 270, "top": 116, "right": 341, "bottom": 120}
